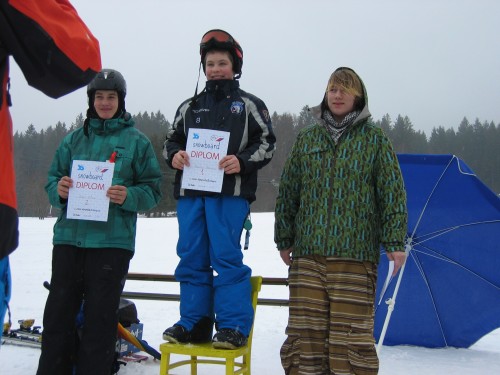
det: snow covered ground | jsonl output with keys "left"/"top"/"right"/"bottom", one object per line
{"left": 1, "top": 215, "right": 500, "bottom": 374}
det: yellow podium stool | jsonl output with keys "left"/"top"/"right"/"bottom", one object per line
{"left": 159, "top": 276, "right": 262, "bottom": 375}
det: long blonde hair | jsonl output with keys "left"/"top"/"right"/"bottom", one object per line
{"left": 326, "top": 68, "right": 363, "bottom": 98}
{"left": 323, "top": 67, "right": 365, "bottom": 111}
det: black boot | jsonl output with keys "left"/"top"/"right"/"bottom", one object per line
{"left": 162, "top": 316, "right": 213, "bottom": 344}
{"left": 212, "top": 328, "right": 247, "bottom": 349}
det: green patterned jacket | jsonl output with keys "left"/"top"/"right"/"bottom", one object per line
{"left": 274, "top": 106, "right": 407, "bottom": 264}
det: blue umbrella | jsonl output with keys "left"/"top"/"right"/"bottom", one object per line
{"left": 375, "top": 154, "right": 500, "bottom": 349}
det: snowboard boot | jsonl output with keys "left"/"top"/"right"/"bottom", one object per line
{"left": 162, "top": 316, "right": 213, "bottom": 344}
{"left": 212, "top": 328, "right": 248, "bottom": 349}
{"left": 162, "top": 325, "right": 190, "bottom": 343}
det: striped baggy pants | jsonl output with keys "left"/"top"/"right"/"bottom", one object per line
{"left": 280, "top": 255, "right": 379, "bottom": 375}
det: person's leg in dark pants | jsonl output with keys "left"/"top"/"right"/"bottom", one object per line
{"left": 37, "top": 245, "right": 84, "bottom": 375}
{"left": 76, "top": 247, "right": 131, "bottom": 375}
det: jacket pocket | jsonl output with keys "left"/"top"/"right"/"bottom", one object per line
{"left": 112, "top": 150, "right": 134, "bottom": 185}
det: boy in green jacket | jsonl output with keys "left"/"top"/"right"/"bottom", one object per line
{"left": 38, "top": 69, "right": 162, "bottom": 375}
{"left": 275, "top": 67, "right": 407, "bottom": 375}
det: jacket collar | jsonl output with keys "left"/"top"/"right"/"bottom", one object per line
{"left": 88, "top": 113, "right": 134, "bottom": 135}
{"left": 205, "top": 79, "right": 239, "bottom": 94}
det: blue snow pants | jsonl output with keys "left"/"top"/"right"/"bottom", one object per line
{"left": 174, "top": 196, "right": 253, "bottom": 336}
{"left": 0, "top": 256, "right": 11, "bottom": 342}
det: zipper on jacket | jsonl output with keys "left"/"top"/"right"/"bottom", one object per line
{"left": 322, "top": 120, "right": 358, "bottom": 253}
{"left": 325, "top": 130, "right": 337, "bottom": 250}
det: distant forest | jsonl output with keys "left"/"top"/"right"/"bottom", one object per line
{"left": 13, "top": 108, "right": 499, "bottom": 217}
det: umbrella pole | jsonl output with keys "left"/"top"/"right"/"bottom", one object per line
{"left": 376, "top": 244, "right": 411, "bottom": 355}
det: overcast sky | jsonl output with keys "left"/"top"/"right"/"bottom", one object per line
{"left": 8, "top": 0, "right": 500, "bottom": 135}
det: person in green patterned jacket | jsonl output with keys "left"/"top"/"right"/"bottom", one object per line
{"left": 38, "top": 69, "right": 162, "bottom": 375}
{"left": 274, "top": 67, "right": 408, "bottom": 375}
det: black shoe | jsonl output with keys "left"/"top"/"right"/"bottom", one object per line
{"left": 163, "top": 317, "right": 213, "bottom": 344}
{"left": 162, "top": 325, "right": 190, "bottom": 343}
{"left": 212, "top": 328, "right": 248, "bottom": 349}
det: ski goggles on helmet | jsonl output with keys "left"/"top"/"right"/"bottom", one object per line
{"left": 200, "top": 29, "right": 243, "bottom": 59}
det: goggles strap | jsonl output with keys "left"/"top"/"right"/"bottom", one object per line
{"left": 190, "top": 61, "right": 203, "bottom": 106}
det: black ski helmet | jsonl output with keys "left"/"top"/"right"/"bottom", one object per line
{"left": 87, "top": 69, "right": 127, "bottom": 97}
{"left": 199, "top": 29, "right": 243, "bottom": 78}
{"left": 84, "top": 69, "right": 127, "bottom": 135}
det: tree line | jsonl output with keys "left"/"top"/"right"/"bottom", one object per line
{"left": 13, "top": 108, "right": 499, "bottom": 217}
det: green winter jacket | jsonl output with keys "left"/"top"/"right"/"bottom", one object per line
{"left": 45, "top": 114, "right": 162, "bottom": 252}
{"left": 274, "top": 97, "right": 407, "bottom": 264}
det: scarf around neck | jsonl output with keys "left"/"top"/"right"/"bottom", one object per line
{"left": 322, "top": 109, "right": 361, "bottom": 144}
